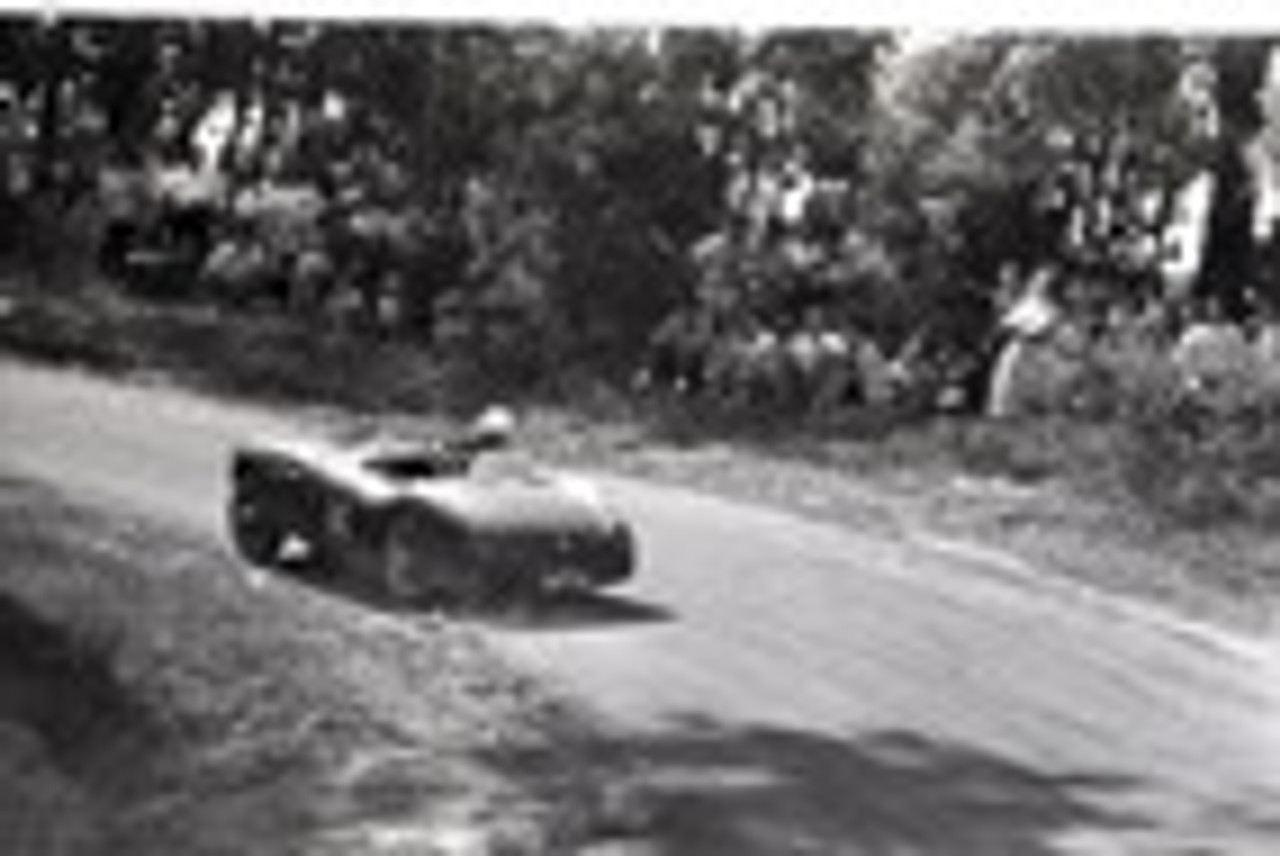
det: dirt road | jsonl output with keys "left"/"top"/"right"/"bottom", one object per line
{"left": 3, "top": 358, "right": 1279, "bottom": 854}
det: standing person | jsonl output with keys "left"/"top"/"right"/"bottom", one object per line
{"left": 809, "top": 318, "right": 855, "bottom": 416}
{"left": 785, "top": 309, "right": 825, "bottom": 410}
{"left": 986, "top": 267, "right": 1070, "bottom": 419}
{"left": 640, "top": 307, "right": 710, "bottom": 396}
{"left": 854, "top": 332, "right": 897, "bottom": 410}
{"left": 954, "top": 265, "right": 1019, "bottom": 414}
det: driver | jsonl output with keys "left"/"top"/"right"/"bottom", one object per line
{"left": 426, "top": 405, "right": 517, "bottom": 473}
{"left": 457, "top": 406, "right": 517, "bottom": 454}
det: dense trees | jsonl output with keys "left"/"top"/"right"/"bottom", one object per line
{"left": 0, "top": 16, "right": 1276, "bottom": 405}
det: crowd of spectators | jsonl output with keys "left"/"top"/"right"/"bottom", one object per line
{"left": 639, "top": 247, "right": 1280, "bottom": 423}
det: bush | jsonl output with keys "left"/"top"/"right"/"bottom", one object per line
{"left": 1117, "top": 376, "right": 1280, "bottom": 527}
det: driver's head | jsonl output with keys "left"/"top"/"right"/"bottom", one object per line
{"left": 471, "top": 405, "right": 516, "bottom": 449}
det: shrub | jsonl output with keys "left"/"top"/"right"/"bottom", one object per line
{"left": 1116, "top": 373, "right": 1280, "bottom": 527}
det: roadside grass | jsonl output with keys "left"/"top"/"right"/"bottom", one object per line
{"left": 0, "top": 476, "right": 651, "bottom": 855}
{"left": 4, "top": 279, "right": 1280, "bottom": 632}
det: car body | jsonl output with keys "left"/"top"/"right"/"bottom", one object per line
{"left": 227, "top": 429, "right": 636, "bottom": 606}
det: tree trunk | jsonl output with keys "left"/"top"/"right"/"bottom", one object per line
{"left": 32, "top": 19, "right": 67, "bottom": 196}
{"left": 1194, "top": 40, "right": 1272, "bottom": 321}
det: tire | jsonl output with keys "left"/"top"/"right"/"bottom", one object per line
{"left": 229, "top": 494, "right": 283, "bottom": 567}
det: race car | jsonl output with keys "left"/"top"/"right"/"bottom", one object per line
{"left": 226, "top": 409, "right": 636, "bottom": 607}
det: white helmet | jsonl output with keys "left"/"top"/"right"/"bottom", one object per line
{"left": 471, "top": 405, "right": 516, "bottom": 447}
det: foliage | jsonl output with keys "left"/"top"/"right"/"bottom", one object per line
{"left": 0, "top": 16, "right": 1278, "bottom": 423}
{"left": 869, "top": 37, "right": 1207, "bottom": 293}
{"left": 1116, "top": 385, "right": 1280, "bottom": 526}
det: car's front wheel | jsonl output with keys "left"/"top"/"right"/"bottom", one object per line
{"left": 229, "top": 495, "right": 284, "bottom": 567}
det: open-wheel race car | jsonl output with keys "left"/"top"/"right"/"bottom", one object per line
{"left": 227, "top": 410, "right": 636, "bottom": 608}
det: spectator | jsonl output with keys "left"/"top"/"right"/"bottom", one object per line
{"left": 986, "top": 267, "right": 1086, "bottom": 418}
{"left": 640, "top": 308, "right": 713, "bottom": 396}
{"left": 784, "top": 313, "right": 826, "bottom": 408}
{"left": 855, "top": 335, "right": 899, "bottom": 409}
{"left": 809, "top": 323, "right": 855, "bottom": 416}
{"left": 706, "top": 319, "right": 783, "bottom": 408}
{"left": 290, "top": 244, "right": 335, "bottom": 316}
{"left": 199, "top": 226, "right": 274, "bottom": 308}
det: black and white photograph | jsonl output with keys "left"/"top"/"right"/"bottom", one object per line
{"left": 2, "top": 3, "right": 1280, "bottom": 853}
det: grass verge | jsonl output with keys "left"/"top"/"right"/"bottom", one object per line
{"left": 0, "top": 475, "right": 652, "bottom": 855}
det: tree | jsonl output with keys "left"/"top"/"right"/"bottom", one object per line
{"left": 1194, "top": 39, "right": 1274, "bottom": 319}
{"left": 866, "top": 35, "right": 1206, "bottom": 341}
